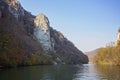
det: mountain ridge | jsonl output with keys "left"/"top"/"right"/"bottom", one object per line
{"left": 0, "top": 0, "right": 88, "bottom": 67}
{"left": 86, "top": 48, "right": 102, "bottom": 62}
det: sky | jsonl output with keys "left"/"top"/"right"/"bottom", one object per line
{"left": 19, "top": 0, "right": 120, "bottom": 52}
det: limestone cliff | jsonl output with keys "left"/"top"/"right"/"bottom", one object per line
{"left": 34, "top": 14, "right": 53, "bottom": 51}
{"left": 0, "top": 0, "right": 53, "bottom": 67}
{"left": 4, "top": 0, "right": 24, "bottom": 20}
{"left": 33, "top": 13, "right": 88, "bottom": 64}
{"left": 0, "top": 0, "right": 88, "bottom": 67}
{"left": 50, "top": 28, "right": 88, "bottom": 64}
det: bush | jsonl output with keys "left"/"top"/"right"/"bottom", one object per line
{"left": 94, "top": 45, "right": 120, "bottom": 65}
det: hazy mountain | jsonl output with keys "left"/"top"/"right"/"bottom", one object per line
{"left": 86, "top": 48, "right": 102, "bottom": 62}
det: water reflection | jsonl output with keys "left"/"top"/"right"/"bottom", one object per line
{"left": 0, "top": 65, "right": 80, "bottom": 80}
{"left": 95, "top": 65, "right": 120, "bottom": 80}
{"left": 0, "top": 64, "right": 120, "bottom": 80}
{"left": 73, "top": 64, "right": 102, "bottom": 80}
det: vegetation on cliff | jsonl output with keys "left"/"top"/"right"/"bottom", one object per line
{"left": 0, "top": 1, "right": 53, "bottom": 67}
{"left": 0, "top": 0, "right": 88, "bottom": 67}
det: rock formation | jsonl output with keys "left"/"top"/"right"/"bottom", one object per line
{"left": 0, "top": 0, "right": 88, "bottom": 67}
{"left": 4, "top": 0, "right": 24, "bottom": 20}
{"left": 34, "top": 14, "right": 53, "bottom": 51}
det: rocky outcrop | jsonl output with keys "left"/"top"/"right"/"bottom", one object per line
{"left": 0, "top": 0, "right": 53, "bottom": 67}
{"left": 33, "top": 13, "right": 88, "bottom": 64}
{"left": 34, "top": 14, "right": 53, "bottom": 51}
{"left": 50, "top": 28, "right": 88, "bottom": 64}
{"left": 4, "top": 0, "right": 24, "bottom": 20}
{"left": 0, "top": 0, "right": 88, "bottom": 67}
{"left": 4, "top": 0, "right": 35, "bottom": 35}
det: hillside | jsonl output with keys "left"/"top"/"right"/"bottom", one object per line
{"left": 93, "top": 29, "right": 120, "bottom": 65}
{"left": 86, "top": 48, "right": 102, "bottom": 62}
{"left": 94, "top": 46, "right": 120, "bottom": 65}
{"left": 0, "top": 0, "right": 88, "bottom": 67}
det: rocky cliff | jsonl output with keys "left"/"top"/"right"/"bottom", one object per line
{"left": 34, "top": 14, "right": 53, "bottom": 51}
{"left": 0, "top": 0, "right": 88, "bottom": 67}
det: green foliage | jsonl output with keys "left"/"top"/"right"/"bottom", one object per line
{"left": 94, "top": 45, "right": 120, "bottom": 65}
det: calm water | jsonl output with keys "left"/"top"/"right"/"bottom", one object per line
{"left": 0, "top": 64, "right": 120, "bottom": 80}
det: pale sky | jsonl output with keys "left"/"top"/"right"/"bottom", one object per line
{"left": 19, "top": 0, "right": 120, "bottom": 52}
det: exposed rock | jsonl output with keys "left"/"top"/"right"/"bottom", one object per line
{"left": 50, "top": 28, "right": 88, "bottom": 64}
{"left": 34, "top": 13, "right": 50, "bottom": 31}
{"left": 4, "top": 0, "right": 35, "bottom": 35}
{"left": 0, "top": 0, "right": 88, "bottom": 67}
{"left": 34, "top": 14, "right": 53, "bottom": 51}
{"left": 33, "top": 13, "right": 88, "bottom": 64}
{"left": 4, "top": 0, "right": 24, "bottom": 20}
{"left": 0, "top": 0, "right": 53, "bottom": 67}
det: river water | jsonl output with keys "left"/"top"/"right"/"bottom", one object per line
{"left": 0, "top": 63, "right": 120, "bottom": 80}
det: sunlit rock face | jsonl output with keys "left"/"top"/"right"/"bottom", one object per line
{"left": 34, "top": 14, "right": 53, "bottom": 52}
{"left": 4, "top": 0, "right": 24, "bottom": 20}
{"left": 0, "top": 0, "right": 88, "bottom": 66}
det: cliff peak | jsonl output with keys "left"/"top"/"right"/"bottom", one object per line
{"left": 0, "top": 0, "right": 88, "bottom": 67}
{"left": 34, "top": 13, "right": 52, "bottom": 51}
{"left": 4, "top": 0, "right": 24, "bottom": 20}
{"left": 37, "top": 13, "right": 47, "bottom": 18}
{"left": 34, "top": 13, "right": 50, "bottom": 31}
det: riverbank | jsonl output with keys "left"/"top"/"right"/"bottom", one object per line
{"left": 93, "top": 46, "right": 120, "bottom": 66}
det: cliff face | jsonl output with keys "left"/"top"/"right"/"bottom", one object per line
{"left": 33, "top": 13, "right": 88, "bottom": 64}
{"left": 0, "top": 0, "right": 88, "bottom": 67}
{"left": 0, "top": 0, "right": 53, "bottom": 67}
{"left": 4, "top": 0, "right": 24, "bottom": 20}
{"left": 34, "top": 14, "right": 53, "bottom": 51}
{"left": 50, "top": 28, "right": 88, "bottom": 64}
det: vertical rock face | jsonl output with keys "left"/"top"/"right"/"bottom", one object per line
{"left": 4, "top": 0, "right": 35, "bottom": 34}
{"left": 0, "top": 0, "right": 49, "bottom": 67}
{"left": 34, "top": 14, "right": 53, "bottom": 51}
{"left": 4, "top": 0, "right": 24, "bottom": 20}
{"left": 31, "top": 13, "right": 88, "bottom": 64}
{"left": 50, "top": 28, "right": 88, "bottom": 64}
{"left": 0, "top": 0, "right": 88, "bottom": 67}
{"left": 33, "top": 13, "right": 88, "bottom": 64}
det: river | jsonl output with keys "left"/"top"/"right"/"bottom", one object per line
{"left": 0, "top": 63, "right": 120, "bottom": 80}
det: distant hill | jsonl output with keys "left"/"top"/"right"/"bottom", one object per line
{"left": 86, "top": 48, "right": 102, "bottom": 62}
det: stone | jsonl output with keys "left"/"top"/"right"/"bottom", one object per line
{"left": 0, "top": 0, "right": 88, "bottom": 66}
{"left": 4, "top": 0, "right": 24, "bottom": 20}
{"left": 34, "top": 13, "right": 53, "bottom": 52}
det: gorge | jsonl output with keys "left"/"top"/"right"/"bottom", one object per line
{"left": 0, "top": 0, "right": 88, "bottom": 67}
